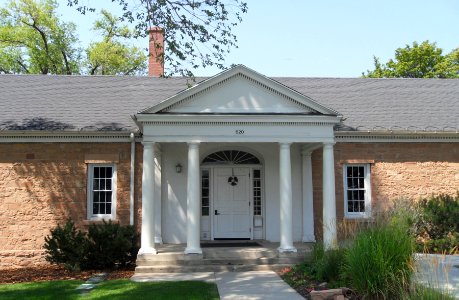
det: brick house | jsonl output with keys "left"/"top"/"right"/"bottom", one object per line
{"left": 1, "top": 53, "right": 458, "bottom": 268}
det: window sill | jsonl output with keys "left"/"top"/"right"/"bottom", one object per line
{"left": 83, "top": 218, "right": 118, "bottom": 226}
{"left": 343, "top": 216, "right": 374, "bottom": 223}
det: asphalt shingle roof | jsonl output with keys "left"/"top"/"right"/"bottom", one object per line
{"left": 0, "top": 74, "right": 458, "bottom": 132}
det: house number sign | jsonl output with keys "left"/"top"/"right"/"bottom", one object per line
{"left": 235, "top": 129, "right": 245, "bottom": 134}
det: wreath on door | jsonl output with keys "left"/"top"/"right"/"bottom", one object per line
{"left": 228, "top": 175, "right": 238, "bottom": 186}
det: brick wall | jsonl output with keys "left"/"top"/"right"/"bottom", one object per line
{"left": 1, "top": 141, "right": 458, "bottom": 267}
{"left": 311, "top": 142, "right": 459, "bottom": 240}
{"left": 0, "top": 143, "right": 143, "bottom": 268}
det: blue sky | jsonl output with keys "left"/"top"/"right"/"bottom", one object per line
{"left": 3, "top": 0, "right": 459, "bottom": 77}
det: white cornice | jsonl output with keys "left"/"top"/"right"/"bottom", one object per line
{"left": 135, "top": 114, "right": 341, "bottom": 125}
{"left": 336, "top": 131, "right": 459, "bottom": 142}
{"left": 0, "top": 131, "right": 141, "bottom": 143}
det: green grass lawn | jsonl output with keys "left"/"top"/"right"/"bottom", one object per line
{"left": 0, "top": 279, "right": 220, "bottom": 300}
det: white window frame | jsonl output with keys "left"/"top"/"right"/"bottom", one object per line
{"left": 87, "top": 164, "right": 117, "bottom": 220}
{"left": 343, "top": 164, "right": 371, "bottom": 218}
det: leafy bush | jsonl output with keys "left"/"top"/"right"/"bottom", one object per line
{"left": 43, "top": 219, "right": 87, "bottom": 271}
{"left": 44, "top": 219, "right": 139, "bottom": 271}
{"left": 86, "top": 220, "right": 139, "bottom": 269}
{"left": 416, "top": 193, "right": 459, "bottom": 253}
{"left": 307, "top": 242, "right": 346, "bottom": 286}
{"left": 342, "top": 222, "right": 415, "bottom": 299}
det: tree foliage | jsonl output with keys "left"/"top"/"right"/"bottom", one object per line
{"left": 0, "top": 0, "right": 147, "bottom": 75}
{"left": 68, "top": 0, "right": 248, "bottom": 76}
{"left": 86, "top": 10, "right": 147, "bottom": 75}
{"left": 0, "top": 0, "right": 81, "bottom": 74}
{"left": 363, "top": 41, "right": 459, "bottom": 78}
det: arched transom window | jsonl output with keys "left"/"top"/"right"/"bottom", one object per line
{"left": 202, "top": 150, "right": 260, "bottom": 165}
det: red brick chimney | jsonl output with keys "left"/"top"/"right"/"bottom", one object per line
{"left": 148, "top": 27, "right": 164, "bottom": 77}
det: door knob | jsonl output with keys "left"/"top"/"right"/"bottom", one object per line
{"left": 215, "top": 210, "right": 220, "bottom": 215}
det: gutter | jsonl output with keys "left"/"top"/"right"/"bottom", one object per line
{"left": 129, "top": 132, "right": 135, "bottom": 226}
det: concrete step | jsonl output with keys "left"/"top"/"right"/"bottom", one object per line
{"left": 135, "top": 264, "right": 294, "bottom": 273}
{"left": 136, "top": 256, "right": 305, "bottom": 266}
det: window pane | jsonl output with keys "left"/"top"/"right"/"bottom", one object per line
{"left": 358, "top": 201, "right": 365, "bottom": 212}
{"left": 94, "top": 167, "right": 100, "bottom": 178}
{"left": 202, "top": 198, "right": 209, "bottom": 207}
{"left": 93, "top": 179, "right": 99, "bottom": 190}
{"left": 93, "top": 191, "right": 100, "bottom": 202}
{"left": 106, "top": 179, "right": 112, "bottom": 190}
{"left": 202, "top": 207, "right": 209, "bottom": 216}
{"left": 254, "top": 170, "right": 260, "bottom": 178}
{"left": 347, "top": 190, "right": 353, "bottom": 201}
{"left": 358, "top": 190, "right": 365, "bottom": 201}
{"left": 358, "top": 178, "right": 364, "bottom": 188}
{"left": 106, "top": 167, "right": 113, "bottom": 178}
{"left": 100, "top": 179, "right": 106, "bottom": 190}
{"left": 352, "top": 190, "right": 359, "bottom": 200}
{"left": 348, "top": 201, "right": 354, "bottom": 212}
{"left": 202, "top": 189, "right": 209, "bottom": 197}
{"left": 357, "top": 167, "right": 364, "bottom": 177}
{"left": 106, "top": 203, "right": 112, "bottom": 214}
{"left": 93, "top": 202, "right": 99, "bottom": 214}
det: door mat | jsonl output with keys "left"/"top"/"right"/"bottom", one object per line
{"left": 201, "top": 242, "right": 262, "bottom": 248}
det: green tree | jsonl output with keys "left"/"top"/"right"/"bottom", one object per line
{"left": 0, "top": 0, "right": 148, "bottom": 75}
{"left": 363, "top": 41, "right": 459, "bottom": 78}
{"left": 0, "top": 0, "right": 81, "bottom": 74}
{"left": 68, "top": 0, "right": 248, "bottom": 77}
{"left": 86, "top": 10, "right": 147, "bottom": 75}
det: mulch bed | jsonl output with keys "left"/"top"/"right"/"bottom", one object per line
{"left": 0, "top": 265, "right": 135, "bottom": 284}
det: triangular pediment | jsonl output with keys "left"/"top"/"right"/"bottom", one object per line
{"left": 140, "top": 65, "right": 339, "bottom": 115}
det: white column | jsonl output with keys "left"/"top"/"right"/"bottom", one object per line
{"left": 278, "top": 143, "right": 297, "bottom": 253}
{"left": 322, "top": 142, "right": 337, "bottom": 249}
{"left": 302, "top": 148, "right": 316, "bottom": 242}
{"left": 138, "top": 142, "right": 157, "bottom": 255}
{"left": 154, "top": 145, "right": 163, "bottom": 244}
{"left": 185, "top": 142, "right": 202, "bottom": 254}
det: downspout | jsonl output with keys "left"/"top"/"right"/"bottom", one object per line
{"left": 129, "top": 132, "right": 135, "bottom": 226}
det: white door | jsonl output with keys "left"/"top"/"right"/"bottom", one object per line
{"left": 213, "top": 167, "right": 251, "bottom": 239}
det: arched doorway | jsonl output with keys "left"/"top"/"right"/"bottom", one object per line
{"left": 200, "top": 150, "right": 263, "bottom": 240}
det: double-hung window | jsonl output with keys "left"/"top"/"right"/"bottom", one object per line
{"left": 343, "top": 164, "right": 371, "bottom": 218}
{"left": 87, "top": 164, "right": 116, "bottom": 220}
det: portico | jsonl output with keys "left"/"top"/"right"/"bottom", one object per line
{"left": 134, "top": 66, "right": 342, "bottom": 257}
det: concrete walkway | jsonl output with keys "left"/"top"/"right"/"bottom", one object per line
{"left": 414, "top": 254, "right": 459, "bottom": 299}
{"left": 131, "top": 271, "right": 304, "bottom": 300}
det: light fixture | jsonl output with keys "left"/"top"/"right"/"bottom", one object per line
{"left": 175, "top": 163, "right": 182, "bottom": 173}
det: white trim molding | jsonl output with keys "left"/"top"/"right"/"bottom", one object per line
{"left": 343, "top": 164, "right": 372, "bottom": 219}
{"left": 86, "top": 163, "right": 117, "bottom": 221}
{"left": 0, "top": 131, "right": 140, "bottom": 143}
{"left": 336, "top": 131, "right": 459, "bottom": 142}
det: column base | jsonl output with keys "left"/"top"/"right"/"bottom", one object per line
{"left": 302, "top": 235, "right": 316, "bottom": 243}
{"left": 138, "top": 247, "right": 157, "bottom": 255}
{"left": 278, "top": 246, "right": 297, "bottom": 253}
{"left": 184, "top": 247, "right": 203, "bottom": 255}
{"left": 154, "top": 236, "right": 163, "bottom": 244}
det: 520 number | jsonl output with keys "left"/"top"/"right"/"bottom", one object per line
{"left": 235, "top": 130, "right": 245, "bottom": 134}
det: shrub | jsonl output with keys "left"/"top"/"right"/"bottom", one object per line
{"left": 307, "top": 242, "right": 346, "bottom": 286}
{"left": 341, "top": 222, "right": 415, "bottom": 299}
{"left": 416, "top": 193, "right": 459, "bottom": 253}
{"left": 43, "top": 219, "right": 87, "bottom": 271}
{"left": 44, "top": 219, "right": 139, "bottom": 271}
{"left": 85, "top": 220, "right": 139, "bottom": 269}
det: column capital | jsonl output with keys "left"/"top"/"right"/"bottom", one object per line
{"left": 279, "top": 142, "right": 292, "bottom": 148}
{"left": 322, "top": 142, "right": 336, "bottom": 149}
{"left": 142, "top": 141, "right": 155, "bottom": 148}
{"left": 187, "top": 142, "right": 200, "bottom": 148}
